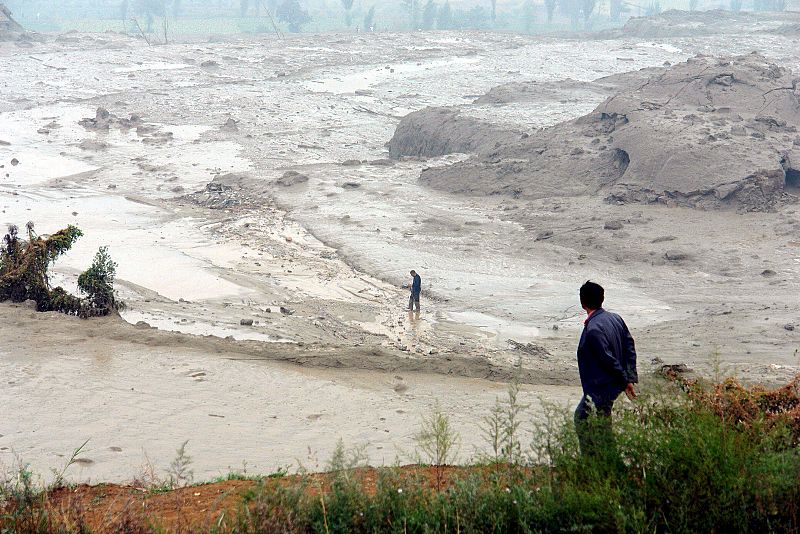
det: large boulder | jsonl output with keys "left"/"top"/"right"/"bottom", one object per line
{"left": 387, "top": 107, "right": 520, "bottom": 159}
{"left": 404, "top": 53, "right": 800, "bottom": 211}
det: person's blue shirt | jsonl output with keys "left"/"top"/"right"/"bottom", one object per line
{"left": 577, "top": 308, "right": 638, "bottom": 400}
{"left": 411, "top": 274, "right": 421, "bottom": 296}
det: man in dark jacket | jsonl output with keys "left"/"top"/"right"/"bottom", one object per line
{"left": 574, "top": 280, "right": 638, "bottom": 458}
{"left": 408, "top": 270, "right": 421, "bottom": 312}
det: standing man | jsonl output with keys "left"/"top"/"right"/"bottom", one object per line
{"left": 574, "top": 280, "right": 638, "bottom": 459}
{"left": 408, "top": 270, "right": 421, "bottom": 312}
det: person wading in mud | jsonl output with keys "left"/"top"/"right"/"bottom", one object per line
{"left": 408, "top": 270, "right": 422, "bottom": 312}
{"left": 574, "top": 280, "right": 638, "bottom": 461}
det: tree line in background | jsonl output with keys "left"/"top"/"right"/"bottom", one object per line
{"left": 4, "top": 0, "right": 792, "bottom": 34}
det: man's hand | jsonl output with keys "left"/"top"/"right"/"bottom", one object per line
{"left": 624, "top": 383, "right": 637, "bottom": 401}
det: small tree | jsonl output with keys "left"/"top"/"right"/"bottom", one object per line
{"left": 78, "top": 246, "right": 125, "bottom": 315}
{"left": 363, "top": 5, "right": 375, "bottom": 30}
{"left": 276, "top": 0, "right": 311, "bottom": 32}
{"left": 414, "top": 402, "right": 460, "bottom": 490}
{"left": 421, "top": 0, "right": 437, "bottom": 29}
{"left": 523, "top": 0, "right": 535, "bottom": 33}
{"left": 401, "top": 0, "right": 418, "bottom": 29}
{"left": 545, "top": 0, "right": 556, "bottom": 23}
{"left": 582, "top": 0, "right": 595, "bottom": 27}
{"left": 437, "top": 1, "right": 452, "bottom": 29}
{"left": 610, "top": 0, "right": 622, "bottom": 20}
{"left": 340, "top": 0, "right": 355, "bottom": 26}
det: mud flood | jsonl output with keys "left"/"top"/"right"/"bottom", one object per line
{"left": 2, "top": 29, "right": 799, "bottom": 482}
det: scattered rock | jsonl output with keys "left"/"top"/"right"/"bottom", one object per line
{"left": 221, "top": 117, "right": 238, "bottom": 132}
{"left": 341, "top": 159, "right": 362, "bottom": 166}
{"left": 664, "top": 250, "right": 690, "bottom": 261}
{"left": 10, "top": 158, "right": 19, "bottom": 166}
{"left": 507, "top": 339, "right": 551, "bottom": 358}
{"left": 0, "top": 140, "right": 10, "bottom": 146}
{"left": 134, "top": 321, "right": 151, "bottom": 329}
{"left": 275, "top": 170, "right": 309, "bottom": 187}
{"left": 341, "top": 182, "right": 361, "bottom": 189}
{"left": 784, "top": 324, "right": 795, "bottom": 331}
{"left": 79, "top": 107, "right": 112, "bottom": 130}
{"left": 761, "top": 269, "right": 777, "bottom": 277}
{"left": 21, "top": 299, "right": 37, "bottom": 310}
{"left": 79, "top": 139, "right": 109, "bottom": 151}
{"left": 535, "top": 230, "right": 554, "bottom": 241}
{"left": 200, "top": 60, "right": 219, "bottom": 68}
{"left": 651, "top": 235, "right": 677, "bottom": 243}
{"left": 369, "top": 158, "right": 395, "bottom": 167}
{"left": 240, "top": 318, "right": 254, "bottom": 326}
{"left": 279, "top": 306, "right": 294, "bottom": 315}
{"left": 603, "top": 220, "right": 624, "bottom": 230}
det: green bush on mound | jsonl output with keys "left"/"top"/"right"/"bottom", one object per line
{"left": 0, "top": 223, "right": 123, "bottom": 317}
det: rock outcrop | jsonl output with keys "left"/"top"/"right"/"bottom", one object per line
{"left": 395, "top": 53, "right": 800, "bottom": 211}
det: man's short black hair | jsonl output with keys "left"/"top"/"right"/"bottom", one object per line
{"left": 410, "top": 270, "right": 416, "bottom": 275}
{"left": 580, "top": 280, "right": 604, "bottom": 310}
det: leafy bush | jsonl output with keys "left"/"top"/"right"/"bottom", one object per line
{"left": 0, "top": 223, "right": 123, "bottom": 317}
{"left": 77, "top": 245, "right": 125, "bottom": 314}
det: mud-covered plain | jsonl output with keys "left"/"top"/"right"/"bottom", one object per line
{"left": 1, "top": 26, "right": 799, "bottom": 481}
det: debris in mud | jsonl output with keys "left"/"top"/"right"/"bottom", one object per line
{"left": 603, "top": 220, "right": 624, "bottom": 231}
{"left": 368, "top": 159, "right": 395, "bottom": 167}
{"left": 279, "top": 306, "right": 294, "bottom": 315}
{"left": 341, "top": 182, "right": 361, "bottom": 190}
{"left": 10, "top": 157, "right": 19, "bottom": 166}
{"left": 182, "top": 174, "right": 270, "bottom": 210}
{"left": 403, "top": 53, "right": 800, "bottom": 212}
{"left": 79, "top": 108, "right": 143, "bottom": 132}
{"left": 0, "top": 140, "right": 10, "bottom": 146}
{"left": 240, "top": 318, "right": 254, "bottom": 326}
{"left": 79, "top": 107, "right": 112, "bottom": 130}
{"left": 275, "top": 170, "right": 309, "bottom": 187}
{"left": 784, "top": 324, "right": 795, "bottom": 332}
{"left": 664, "top": 250, "right": 690, "bottom": 262}
{"left": 761, "top": 269, "right": 777, "bottom": 277}
{"left": 651, "top": 236, "right": 677, "bottom": 243}
{"left": 79, "top": 139, "right": 109, "bottom": 151}
{"left": 220, "top": 118, "right": 238, "bottom": 132}
{"left": 507, "top": 339, "right": 551, "bottom": 359}
{"left": 656, "top": 363, "right": 694, "bottom": 380}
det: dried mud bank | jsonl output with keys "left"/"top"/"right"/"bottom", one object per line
{"left": 396, "top": 53, "right": 800, "bottom": 211}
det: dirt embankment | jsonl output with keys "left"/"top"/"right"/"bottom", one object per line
{"left": 387, "top": 107, "right": 521, "bottom": 159}
{"left": 599, "top": 9, "right": 800, "bottom": 39}
{"left": 393, "top": 53, "right": 800, "bottom": 211}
